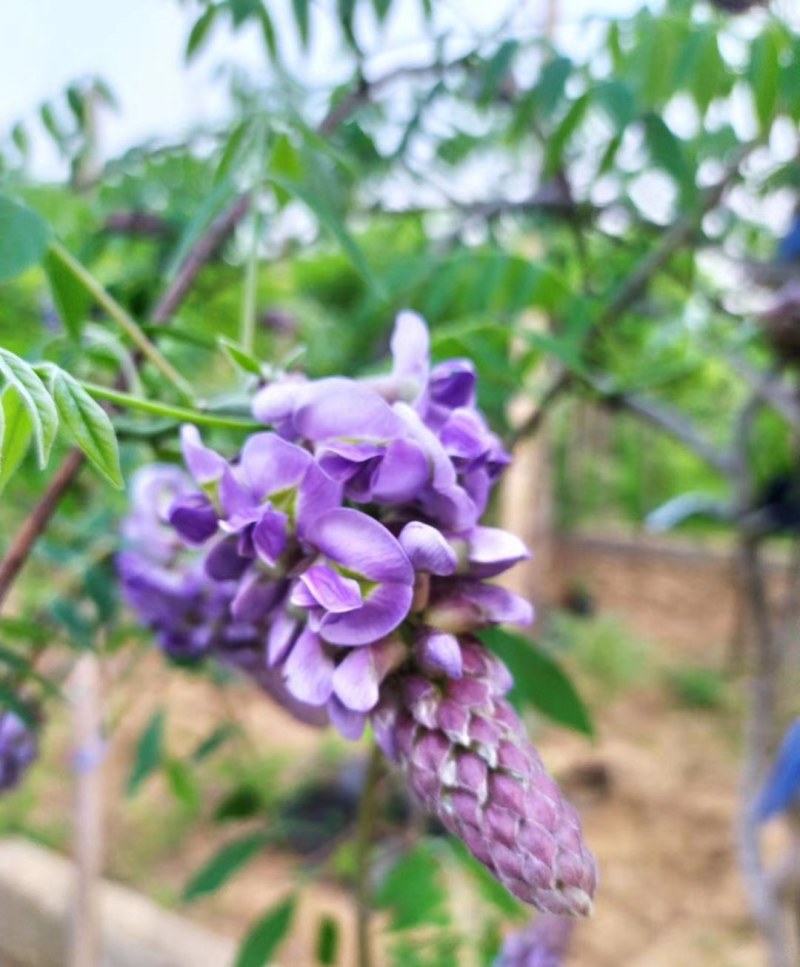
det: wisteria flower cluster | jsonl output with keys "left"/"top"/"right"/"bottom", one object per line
{"left": 120, "top": 313, "right": 597, "bottom": 916}
{"left": 0, "top": 711, "right": 38, "bottom": 793}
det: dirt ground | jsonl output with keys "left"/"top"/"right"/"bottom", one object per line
{"left": 3, "top": 533, "right": 792, "bottom": 966}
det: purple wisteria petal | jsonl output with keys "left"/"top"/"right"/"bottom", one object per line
{"left": 298, "top": 564, "right": 363, "bottom": 614}
{"left": 251, "top": 378, "right": 307, "bottom": 432}
{"left": 252, "top": 510, "right": 289, "bottom": 566}
{"left": 463, "top": 583, "right": 535, "bottom": 626}
{"left": 328, "top": 697, "right": 368, "bottom": 740}
{"left": 180, "top": 425, "right": 227, "bottom": 485}
{"left": 296, "top": 463, "right": 342, "bottom": 534}
{"left": 415, "top": 630, "right": 463, "bottom": 679}
{"left": 284, "top": 628, "right": 334, "bottom": 706}
{"left": 311, "top": 508, "right": 413, "bottom": 585}
{"left": 429, "top": 359, "right": 476, "bottom": 409}
{"left": 267, "top": 610, "right": 300, "bottom": 666}
{"left": 400, "top": 521, "right": 458, "bottom": 576}
{"left": 231, "top": 573, "right": 284, "bottom": 623}
{"left": 169, "top": 493, "right": 218, "bottom": 545}
{"left": 321, "top": 582, "right": 414, "bottom": 646}
{"left": 204, "top": 537, "right": 250, "bottom": 581}
{"left": 440, "top": 408, "right": 493, "bottom": 465}
{"left": 295, "top": 378, "right": 404, "bottom": 442}
{"left": 332, "top": 638, "right": 406, "bottom": 712}
{"left": 371, "top": 438, "right": 430, "bottom": 504}
{"left": 238, "top": 432, "right": 313, "bottom": 497}
{"left": 467, "top": 526, "right": 531, "bottom": 578}
{"left": 390, "top": 311, "right": 430, "bottom": 391}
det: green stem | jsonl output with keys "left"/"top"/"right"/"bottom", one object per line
{"left": 240, "top": 207, "right": 262, "bottom": 354}
{"left": 354, "top": 744, "right": 383, "bottom": 967}
{"left": 48, "top": 241, "right": 196, "bottom": 404}
{"left": 82, "top": 382, "right": 262, "bottom": 431}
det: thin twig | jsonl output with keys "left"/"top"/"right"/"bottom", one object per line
{"left": 48, "top": 241, "right": 195, "bottom": 403}
{"left": 0, "top": 449, "right": 85, "bottom": 610}
{"left": 354, "top": 745, "right": 383, "bottom": 967}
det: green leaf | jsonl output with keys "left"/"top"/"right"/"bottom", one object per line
{"left": 336, "top": 0, "right": 358, "bottom": 49}
{"left": 127, "top": 709, "right": 165, "bottom": 796}
{"left": 291, "top": 0, "right": 310, "bottom": 46}
{"left": 371, "top": 0, "right": 391, "bottom": 24}
{"left": 447, "top": 840, "right": 523, "bottom": 918}
{"left": 0, "top": 349, "right": 58, "bottom": 466}
{"left": 750, "top": 27, "right": 781, "bottom": 135}
{"left": 184, "top": 832, "right": 269, "bottom": 902}
{"left": 643, "top": 115, "right": 689, "bottom": 188}
{"left": 0, "top": 194, "right": 51, "bottom": 284}
{"left": 0, "top": 387, "right": 33, "bottom": 494}
{"left": 43, "top": 249, "right": 92, "bottom": 339}
{"left": 192, "top": 723, "right": 239, "bottom": 762}
{"left": 256, "top": 6, "right": 278, "bottom": 59}
{"left": 316, "top": 915, "right": 339, "bottom": 965}
{"left": 376, "top": 842, "right": 450, "bottom": 931}
{"left": 0, "top": 646, "right": 62, "bottom": 701}
{"left": 218, "top": 336, "right": 263, "bottom": 375}
{"left": 479, "top": 40, "right": 519, "bottom": 104}
{"left": 536, "top": 55, "right": 572, "bottom": 119}
{"left": 270, "top": 174, "right": 378, "bottom": 292}
{"left": 186, "top": 5, "right": 219, "bottom": 61}
{"left": 594, "top": 79, "right": 636, "bottom": 129}
{"left": 0, "top": 684, "right": 37, "bottom": 728}
{"left": 235, "top": 895, "right": 296, "bottom": 967}
{"left": 166, "top": 759, "right": 201, "bottom": 810}
{"left": 215, "top": 120, "right": 253, "bottom": 186}
{"left": 50, "top": 370, "right": 123, "bottom": 487}
{"left": 479, "top": 628, "right": 594, "bottom": 736}
{"left": 544, "top": 92, "right": 590, "bottom": 176}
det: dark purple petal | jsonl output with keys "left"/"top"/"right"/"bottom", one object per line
{"left": 168, "top": 493, "right": 218, "bottom": 545}
{"left": 316, "top": 441, "right": 383, "bottom": 482}
{"left": 399, "top": 521, "right": 457, "bottom": 576}
{"left": 429, "top": 359, "right": 476, "bottom": 409}
{"left": 310, "top": 508, "right": 413, "bottom": 585}
{"left": 252, "top": 510, "right": 289, "bottom": 566}
{"left": 231, "top": 572, "right": 283, "bottom": 622}
{"left": 205, "top": 537, "right": 250, "bottom": 581}
{"left": 284, "top": 628, "right": 334, "bottom": 705}
{"left": 180, "top": 425, "right": 227, "bottom": 485}
{"left": 440, "top": 409, "right": 491, "bottom": 464}
{"left": 297, "top": 564, "right": 363, "bottom": 613}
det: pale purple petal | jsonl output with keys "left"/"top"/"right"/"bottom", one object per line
{"left": 231, "top": 573, "right": 283, "bottom": 622}
{"left": 298, "top": 564, "right": 362, "bottom": 613}
{"left": 316, "top": 441, "right": 383, "bottom": 482}
{"left": 416, "top": 630, "right": 463, "bottom": 679}
{"left": 284, "top": 629, "right": 334, "bottom": 705}
{"left": 238, "top": 432, "right": 312, "bottom": 497}
{"left": 310, "top": 508, "right": 413, "bottom": 585}
{"left": 219, "top": 469, "right": 259, "bottom": 527}
{"left": 440, "top": 409, "right": 490, "bottom": 464}
{"left": 252, "top": 379, "right": 306, "bottom": 428}
{"left": 468, "top": 526, "right": 531, "bottom": 578}
{"left": 296, "top": 463, "right": 342, "bottom": 534}
{"left": 399, "top": 521, "right": 457, "bottom": 576}
{"left": 463, "top": 583, "right": 534, "bottom": 626}
{"left": 320, "top": 581, "right": 413, "bottom": 646}
{"left": 332, "top": 638, "right": 406, "bottom": 712}
{"left": 180, "top": 425, "right": 227, "bottom": 485}
{"left": 391, "top": 311, "right": 430, "bottom": 387}
{"left": 371, "top": 438, "right": 430, "bottom": 504}
{"left": 267, "top": 610, "right": 300, "bottom": 666}
{"left": 294, "top": 378, "right": 404, "bottom": 442}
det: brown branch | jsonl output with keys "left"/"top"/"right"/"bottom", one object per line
{"left": 0, "top": 449, "right": 85, "bottom": 610}
{"left": 150, "top": 193, "right": 252, "bottom": 325}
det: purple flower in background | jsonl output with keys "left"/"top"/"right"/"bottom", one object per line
{"left": 494, "top": 914, "right": 576, "bottom": 967}
{"left": 119, "top": 311, "right": 597, "bottom": 915}
{"left": 756, "top": 718, "right": 800, "bottom": 821}
{"left": 0, "top": 711, "right": 38, "bottom": 793}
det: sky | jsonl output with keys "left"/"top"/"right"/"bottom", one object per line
{"left": 0, "top": 0, "right": 642, "bottom": 178}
